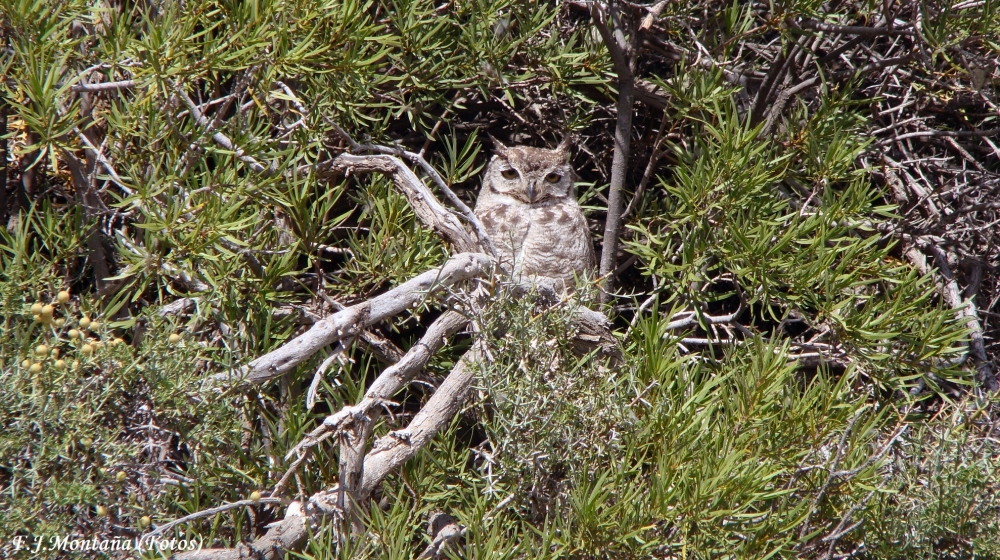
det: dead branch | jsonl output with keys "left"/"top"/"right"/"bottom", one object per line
{"left": 906, "top": 243, "right": 998, "bottom": 391}
{"left": 323, "top": 122, "right": 496, "bottom": 257}
{"left": 419, "top": 512, "right": 464, "bottom": 559}
{"left": 180, "top": 345, "right": 483, "bottom": 560}
{"left": 795, "top": 18, "right": 914, "bottom": 37}
{"left": 174, "top": 84, "right": 275, "bottom": 175}
{"left": 62, "top": 146, "right": 113, "bottom": 293}
{"left": 175, "top": 505, "right": 308, "bottom": 560}
{"left": 360, "top": 344, "right": 481, "bottom": 498}
{"left": 312, "top": 153, "right": 481, "bottom": 253}
{"left": 284, "top": 311, "right": 469, "bottom": 461}
{"left": 592, "top": 0, "right": 641, "bottom": 303}
{"left": 274, "top": 310, "right": 469, "bottom": 500}
{"left": 70, "top": 79, "right": 136, "bottom": 92}
{"left": 246, "top": 253, "right": 490, "bottom": 383}
{"left": 144, "top": 498, "right": 281, "bottom": 542}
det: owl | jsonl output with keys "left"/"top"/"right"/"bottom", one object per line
{"left": 474, "top": 138, "right": 596, "bottom": 294}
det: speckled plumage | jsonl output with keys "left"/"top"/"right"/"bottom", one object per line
{"left": 474, "top": 139, "right": 596, "bottom": 293}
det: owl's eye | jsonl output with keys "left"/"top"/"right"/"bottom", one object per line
{"left": 501, "top": 168, "right": 518, "bottom": 179}
{"left": 544, "top": 172, "right": 562, "bottom": 183}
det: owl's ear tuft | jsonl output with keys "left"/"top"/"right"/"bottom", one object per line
{"left": 488, "top": 134, "right": 513, "bottom": 159}
{"left": 556, "top": 135, "right": 573, "bottom": 162}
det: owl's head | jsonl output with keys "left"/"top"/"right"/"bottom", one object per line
{"left": 483, "top": 137, "right": 575, "bottom": 204}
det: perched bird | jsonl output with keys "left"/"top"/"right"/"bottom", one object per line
{"left": 474, "top": 137, "right": 596, "bottom": 294}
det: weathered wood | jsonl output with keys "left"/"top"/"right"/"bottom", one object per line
{"left": 247, "top": 253, "right": 490, "bottom": 383}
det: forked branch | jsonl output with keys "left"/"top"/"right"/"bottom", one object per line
{"left": 247, "top": 253, "right": 490, "bottom": 383}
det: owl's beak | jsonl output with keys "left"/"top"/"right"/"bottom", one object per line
{"left": 526, "top": 181, "right": 537, "bottom": 203}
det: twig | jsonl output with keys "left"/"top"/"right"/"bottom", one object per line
{"left": 174, "top": 85, "right": 275, "bottom": 175}
{"left": 73, "top": 128, "right": 133, "bottom": 194}
{"left": 881, "top": 127, "right": 1000, "bottom": 143}
{"left": 796, "top": 18, "right": 914, "bottom": 37}
{"left": 143, "top": 497, "right": 281, "bottom": 540}
{"left": 70, "top": 79, "right": 136, "bottom": 92}
{"left": 306, "top": 339, "right": 352, "bottom": 411}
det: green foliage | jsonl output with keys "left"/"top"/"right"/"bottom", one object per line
{"left": 2, "top": 0, "right": 999, "bottom": 558}
{"left": 474, "top": 285, "right": 634, "bottom": 502}
{"left": 861, "top": 402, "right": 1000, "bottom": 559}
{"left": 0, "top": 212, "right": 259, "bottom": 542}
{"left": 627, "top": 88, "right": 970, "bottom": 392}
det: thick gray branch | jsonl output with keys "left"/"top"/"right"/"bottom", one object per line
{"left": 313, "top": 153, "right": 481, "bottom": 253}
{"left": 70, "top": 79, "right": 136, "bottom": 92}
{"left": 247, "top": 253, "right": 489, "bottom": 383}
{"left": 183, "top": 343, "right": 481, "bottom": 560}
{"left": 283, "top": 310, "right": 470, "bottom": 462}
{"left": 360, "top": 344, "right": 480, "bottom": 497}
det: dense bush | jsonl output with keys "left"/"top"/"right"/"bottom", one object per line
{"left": 1, "top": 0, "right": 999, "bottom": 558}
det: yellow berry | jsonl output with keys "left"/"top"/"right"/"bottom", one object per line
{"left": 57, "top": 291, "right": 70, "bottom": 303}
{"left": 90, "top": 321, "right": 100, "bottom": 331}
{"left": 79, "top": 317, "right": 92, "bottom": 330}
{"left": 54, "top": 359, "right": 66, "bottom": 369}
{"left": 35, "top": 344, "right": 49, "bottom": 357}
{"left": 81, "top": 344, "right": 94, "bottom": 356}
{"left": 140, "top": 516, "right": 151, "bottom": 528}
{"left": 69, "top": 329, "right": 81, "bottom": 339}
{"left": 21, "top": 359, "right": 31, "bottom": 368}
{"left": 33, "top": 314, "right": 42, "bottom": 322}
{"left": 249, "top": 491, "right": 261, "bottom": 502}
{"left": 116, "top": 471, "right": 127, "bottom": 482}
{"left": 51, "top": 348, "right": 60, "bottom": 359}
{"left": 30, "top": 302, "right": 43, "bottom": 314}
{"left": 55, "top": 318, "right": 66, "bottom": 327}
{"left": 168, "top": 333, "right": 181, "bottom": 344}
{"left": 80, "top": 437, "right": 93, "bottom": 447}
{"left": 41, "top": 304, "right": 54, "bottom": 317}
{"left": 96, "top": 505, "right": 107, "bottom": 517}
{"left": 29, "top": 363, "right": 42, "bottom": 374}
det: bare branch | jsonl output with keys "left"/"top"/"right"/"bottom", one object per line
{"left": 280, "top": 311, "right": 469, "bottom": 468}
{"left": 419, "top": 512, "right": 464, "bottom": 559}
{"left": 361, "top": 144, "right": 496, "bottom": 256}
{"left": 312, "top": 153, "right": 481, "bottom": 253}
{"left": 590, "top": 2, "right": 631, "bottom": 78}
{"left": 592, "top": 0, "right": 640, "bottom": 303}
{"left": 70, "top": 79, "right": 136, "bottom": 92}
{"left": 175, "top": 508, "right": 308, "bottom": 560}
{"left": 174, "top": 85, "right": 275, "bottom": 175}
{"left": 639, "top": 0, "right": 669, "bottom": 31}
{"left": 360, "top": 344, "right": 480, "bottom": 497}
{"left": 144, "top": 498, "right": 282, "bottom": 541}
{"left": 186, "top": 344, "right": 483, "bottom": 560}
{"left": 881, "top": 127, "right": 1000, "bottom": 143}
{"left": 247, "top": 253, "right": 490, "bottom": 383}
{"left": 906, "top": 242, "right": 999, "bottom": 391}
{"left": 796, "top": 18, "right": 914, "bottom": 37}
